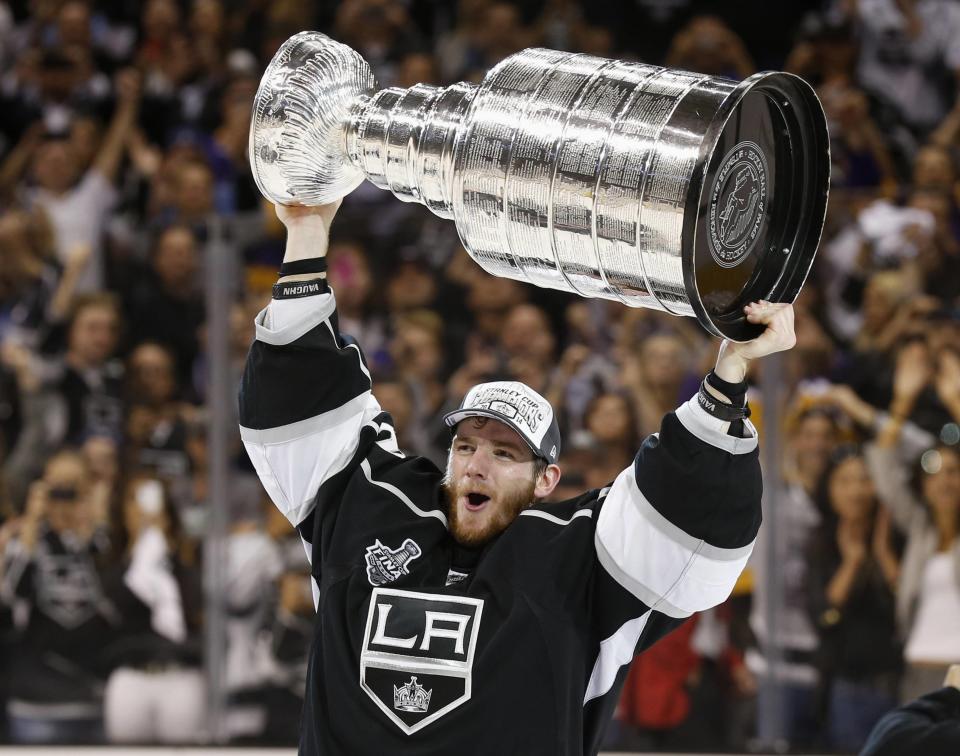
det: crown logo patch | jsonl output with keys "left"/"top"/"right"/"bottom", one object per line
{"left": 365, "top": 538, "right": 422, "bottom": 586}
{"left": 393, "top": 676, "right": 432, "bottom": 713}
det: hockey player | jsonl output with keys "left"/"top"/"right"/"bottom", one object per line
{"left": 239, "top": 201, "right": 796, "bottom": 755}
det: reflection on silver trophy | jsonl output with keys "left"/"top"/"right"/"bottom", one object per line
{"left": 249, "top": 32, "right": 830, "bottom": 340}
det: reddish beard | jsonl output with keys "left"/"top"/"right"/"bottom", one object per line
{"left": 443, "top": 477, "right": 536, "bottom": 547}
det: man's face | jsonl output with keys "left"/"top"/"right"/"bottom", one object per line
{"left": 129, "top": 344, "right": 176, "bottom": 404}
{"left": 33, "top": 141, "right": 80, "bottom": 193}
{"left": 443, "top": 417, "right": 539, "bottom": 547}
{"left": 153, "top": 227, "right": 198, "bottom": 288}
{"left": 69, "top": 304, "right": 118, "bottom": 365}
{"left": 175, "top": 164, "right": 214, "bottom": 218}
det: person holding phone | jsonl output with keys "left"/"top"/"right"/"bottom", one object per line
{"left": 0, "top": 449, "right": 113, "bottom": 744}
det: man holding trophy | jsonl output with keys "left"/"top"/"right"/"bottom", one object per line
{"left": 240, "top": 31, "right": 828, "bottom": 756}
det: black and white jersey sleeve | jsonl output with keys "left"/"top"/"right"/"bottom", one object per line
{"left": 579, "top": 393, "right": 762, "bottom": 751}
{"left": 238, "top": 291, "right": 383, "bottom": 527}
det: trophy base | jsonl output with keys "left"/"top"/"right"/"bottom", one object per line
{"left": 249, "top": 32, "right": 375, "bottom": 205}
{"left": 685, "top": 72, "right": 830, "bottom": 342}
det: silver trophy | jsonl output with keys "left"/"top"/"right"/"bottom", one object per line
{"left": 250, "top": 32, "right": 829, "bottom": 340}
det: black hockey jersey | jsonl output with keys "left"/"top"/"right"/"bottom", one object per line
{"left": 239, "top": 290, "right": 762, "bottom": 756}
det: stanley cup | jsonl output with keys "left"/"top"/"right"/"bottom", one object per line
{"left": 250, "top": 31, "right": 830, "bottom": 340}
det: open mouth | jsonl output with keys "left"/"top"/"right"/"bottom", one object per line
{"left": 464, "top": 492, "right": 491, "bottom": 512}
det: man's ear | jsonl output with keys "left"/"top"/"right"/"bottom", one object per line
{"left": 534, "top": 464, "right": 562, "bottom": 500}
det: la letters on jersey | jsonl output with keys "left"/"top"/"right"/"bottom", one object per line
{"left": 360, "top": 588, "right": 484, "bottom": 735}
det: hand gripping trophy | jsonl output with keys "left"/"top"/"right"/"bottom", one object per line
{"left": 249, "top": 32, "right": 829, "bottom": 340}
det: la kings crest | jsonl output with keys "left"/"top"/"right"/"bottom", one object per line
{"left": 360, "top": 588, "right": 484, "bottom": 735}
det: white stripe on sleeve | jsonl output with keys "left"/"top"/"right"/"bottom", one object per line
{"left": 594, "top": 464, "right": 754, "bottom": 617}
{"left": 583, "top": 611, "right": 651, "bottom": 705}
{"left": 241, "top": 390, "right": 383, "bottom": 526}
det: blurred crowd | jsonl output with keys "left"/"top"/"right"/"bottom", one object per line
{"left": 0, "top": 0, "right": 959, "bottom": 751}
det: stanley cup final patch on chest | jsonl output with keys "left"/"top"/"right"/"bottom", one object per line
{"left": 360, "top": 588, "right": 484, "bottom": 735}
{"left": 365, "top": 538, "right": 422, "bottom": 586}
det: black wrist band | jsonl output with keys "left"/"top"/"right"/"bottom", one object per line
{"left": 697, "top": 377, "right": 751, "bottom": 422}
{"left": 279, "top": 257, "right": 327, "bottom": 277}
{"left": 272, "top": 277, "right": 328, "bottom": 300}
{"left": 705, "top": 370, "right": 748, "bottom": 405}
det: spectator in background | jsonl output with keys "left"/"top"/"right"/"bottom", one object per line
{"left": 819, "top": 82, "right": 897, "bottom": 193}
{"left": 81, "top": 433, "right": 120, "bottom": 527}
{"left": 0, "top": 206, "right": 58, "bottom": 348}
{"left": 54, "top": 1, "right": 123, "bottom": 78}
{"left": 124, "top": 341, "right": 194, "bottom": 488}
{"left": 395, "top": 50, "right": 438, "bottom": 89}
{"left": 665, "top": 15, "right": 755, "bottom": 80}
{"left": 189, "top": 0, "right": 228, "bottom": 84}
{"left": 390, "top": 309, "right": 449, "bottom": 464}
{"left": 579, "top": 392, "right": 637, "bottom": 470}
{"left": 332, "top": 0, "right": 422, "bottom": 87}
{"left": 748, "top": 403, "right": 842, "bottom": 749}
{"left": 27, "top": 68, "right": 141, "bottom": 293}
{"left": 849, "top": 0, "right": 960, "bottom": 138}
{"left": 372, "top": 374, "right": 419, "bottom": 457}
{"left": 136, "top": 0, "right": 209, "bottom": 143}
{"left": 866, "top": 350, "right": 960, "bottom": 703}
{"left": 912, "top": 144, "right": 958, "bottom": 196}
{"left": 807, "top": 447, "right": 902, "bottom": 751}
{"left": 0, "top": 340, "right": 47, "bottom": 510}
{"left": 785, "top": 12, "right": 857, "bottom": 90}
{"left": 0, "top": 450, "right": 114, "bottom": 744}
{"left": 0, "top": 2, "right": 13, "bottom": 72}
{"left": 324, "top": 237, "right": 390, "bottom": 367}
{"left": 50, "top": 292, "right": 124, "bottom": 447}
{"left": 435, "top": 0, "right": 488, "bottom": 82}
{"left": 906, "top": 188, "right": 960, "bottom": 303}
{"left": 613, "top": 617, "right": 703, "bottom": 750}
{"left": 260, "top": 566, "right": 313, "bottom": 744}
{"left": 500, "top": 304, "right": 556, "bottom": 392}
{"left": 0, "top": 348, "right": 22, "bottom": 459}
{"left": 124, "top": 225, "right": 204, "bottom": 389}
{"left": 438, "top": 1, "right": 532, "bottom": 83}
{"left": 157, "top": 158, "right": 216, "bottom": 237}
{"left": 620, "top": 329, "right": 696, "bottom": 437}
{"left": 223, "top": 492, "right": 284, "bottom": 741}
{"left": 500, "top": 304, "right": 556, "bottom": 373}
{"left": 384, "top": 255, "right": 439, "bottom": 315}
{"left": 206, "top": 71, "right": 259, "bottom": 214}
{"left": 100, "top": 474, "right": 204, "bottom": 743}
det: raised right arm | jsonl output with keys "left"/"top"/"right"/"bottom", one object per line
{"left": 238, "top": 202, "right": 382, "bottom": 526}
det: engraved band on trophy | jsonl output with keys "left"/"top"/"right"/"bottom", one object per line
{"left": 249, "top": 31, "right": 830, "bottom": 341}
